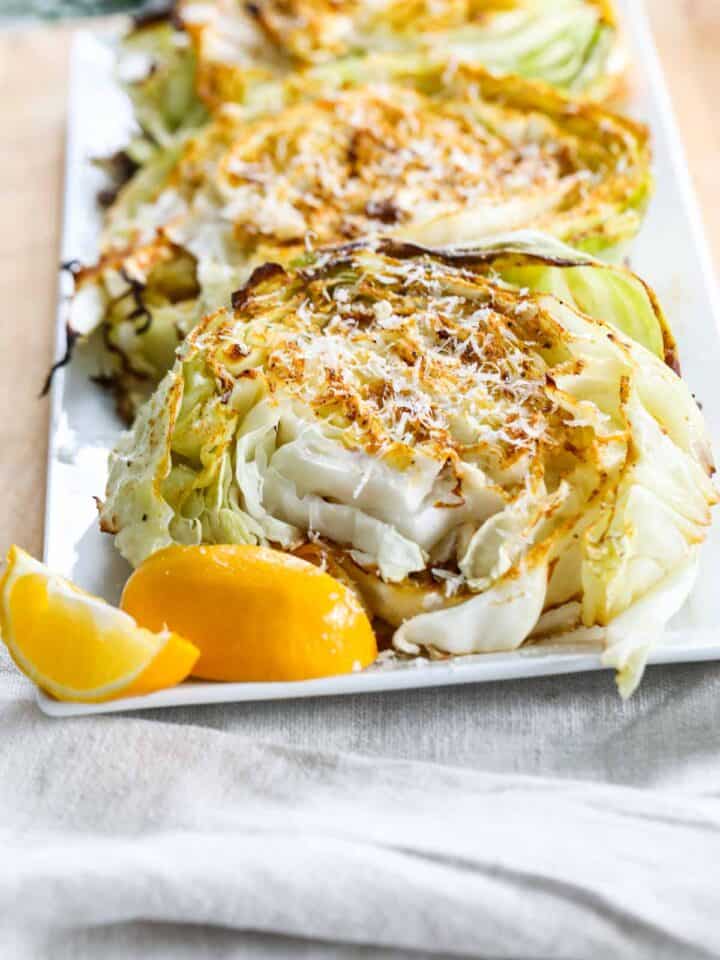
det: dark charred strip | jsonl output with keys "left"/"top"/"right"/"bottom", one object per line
{"left": 100, "top": 325, "right": 153, "bottom": 424}
{"left": 94, "top": 151, "right": 140, "bottom": 209}
{"left": 365, "top": 199, "right": 401, "bottom": 225}
{"left": 296, "top": 255, "right": 362, "bottom": 284}
{"left": 129, "top": 306, "right": 153, "bottom": 335}
{"left": 40, "top": 261, "right": 87, "bottom": 395}
{"left": 292, "top": 239, "right": 584, "bottom": 290}
{"left": 244, "top": 1, "right": 272, "bottom": 36}
{"left": 131, "top": 0, "right": 179, "bottom": 31}
{"left": 375, "top": 237, "right": 581, "bottom": 269}
{"left": 244, "top": 1, "right": 310, "bottom": 55}
{"left": 40, "top": 326, "right": 79, "bottom": 398}
{"left": 666, "top": 349, "right": 682, "bottom": 376}
{"left": 136, "top": 121, "right": 161, "bottom": 149}
{"left": 98, "top": 187, "right": 121, "bottom": 209}
{"left": 90, "top": 373, "right": 117, "bottom": 389}
{"left": 231, "top": 262, "right": 287, "bottom": 311}
{"left": 298, "top": 238, "right": 583, "bottom": 275}
{"left": 60, "top": 259, "right": 83, "bottom": 278}
{"left": 119, "top": 268, "right": 153, "bottom": 334}
{"left": 347, "top": 131, "right": 361, "bottom": 178}
{"left": 244, "top": 2, "right": 279, "bottom": 47}
{"left": 102, "top": 321, "right": 151, "bottom": 384}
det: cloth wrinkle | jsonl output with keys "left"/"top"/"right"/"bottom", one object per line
{"left": 2, "top": 694, "right": 720, "bottom": 960}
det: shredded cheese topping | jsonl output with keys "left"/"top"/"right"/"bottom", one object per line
{"left": 110, "top": 81, "right": 603, "bottom": 259}
{"left": 191, "top": 246, "right": 599, "bottom": 495}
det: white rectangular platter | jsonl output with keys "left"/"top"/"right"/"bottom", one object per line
{"left": 39, "top": 0, "right": 720, "bottom": 717}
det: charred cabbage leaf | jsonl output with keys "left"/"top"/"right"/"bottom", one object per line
{"left": 99, "top": 242, "right": 716, "bottom": 696}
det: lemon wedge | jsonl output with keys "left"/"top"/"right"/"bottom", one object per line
{"left": 0, "top": 546, "right": 199, "bottom": 702}
{"left": 121, "top": 544, "right": 377, "bottom": 682}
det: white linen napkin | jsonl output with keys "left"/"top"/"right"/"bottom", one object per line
{"left": 2, "top": 673, "right": 720, "bottom": 960}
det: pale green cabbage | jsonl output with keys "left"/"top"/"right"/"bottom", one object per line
{"left": 118, "top": 21, "right": 208, "bottom": 166}
{"left": 100, "top": 242, "right": 716, "bottom": 695}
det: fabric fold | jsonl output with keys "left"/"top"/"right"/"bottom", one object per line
{"left": 1, "top": 699, "right": 719, "bottom": 960}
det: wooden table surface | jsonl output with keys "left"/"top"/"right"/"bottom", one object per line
{"left": 0, "top": 2, "right": 718, "bottom": 562}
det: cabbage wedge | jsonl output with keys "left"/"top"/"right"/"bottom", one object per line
{"left": 108, "top": 0, "right": 624, "bottom": 204}
{"left": 99, "top": 241, "right": 717, "bottom": 696}
{"left": 71, "top": 58, "right": 650, "bottom": 417}
{"left": 135, "top": 0, "right": 624, "bottom": 118}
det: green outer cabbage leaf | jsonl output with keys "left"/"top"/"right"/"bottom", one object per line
{"left": 118, "top": 22, "right": 208, "bottom": 165}
{"left": 374, "top": 232, "right": 676, "bottom": 367}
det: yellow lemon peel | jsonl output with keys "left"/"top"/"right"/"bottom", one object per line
{"left": 0, "top": 546, "right": 198, "bottom": 702}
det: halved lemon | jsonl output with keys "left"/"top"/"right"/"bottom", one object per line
{"left": 0, "top": 546, "right": 199, "bottom": 702}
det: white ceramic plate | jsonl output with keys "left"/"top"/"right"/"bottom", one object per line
{"left": 38, "top": 0, "right": 720, "bottom": 717}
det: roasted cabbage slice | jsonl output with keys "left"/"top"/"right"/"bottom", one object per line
{"left": 71, "top": 60, "right": 650, "bottom": 416}
{"left": 99, "top": 242, "right": 717, "bottom": 696}
{"left": 173, "top": 0, "right": 624, "bottom": 110}
{"left": 115, "top": 0, "right": 623, "bottom": 167}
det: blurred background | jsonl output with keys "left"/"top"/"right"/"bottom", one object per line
{"left": 1, "top": 1, "right": 137, "bottom": 16}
